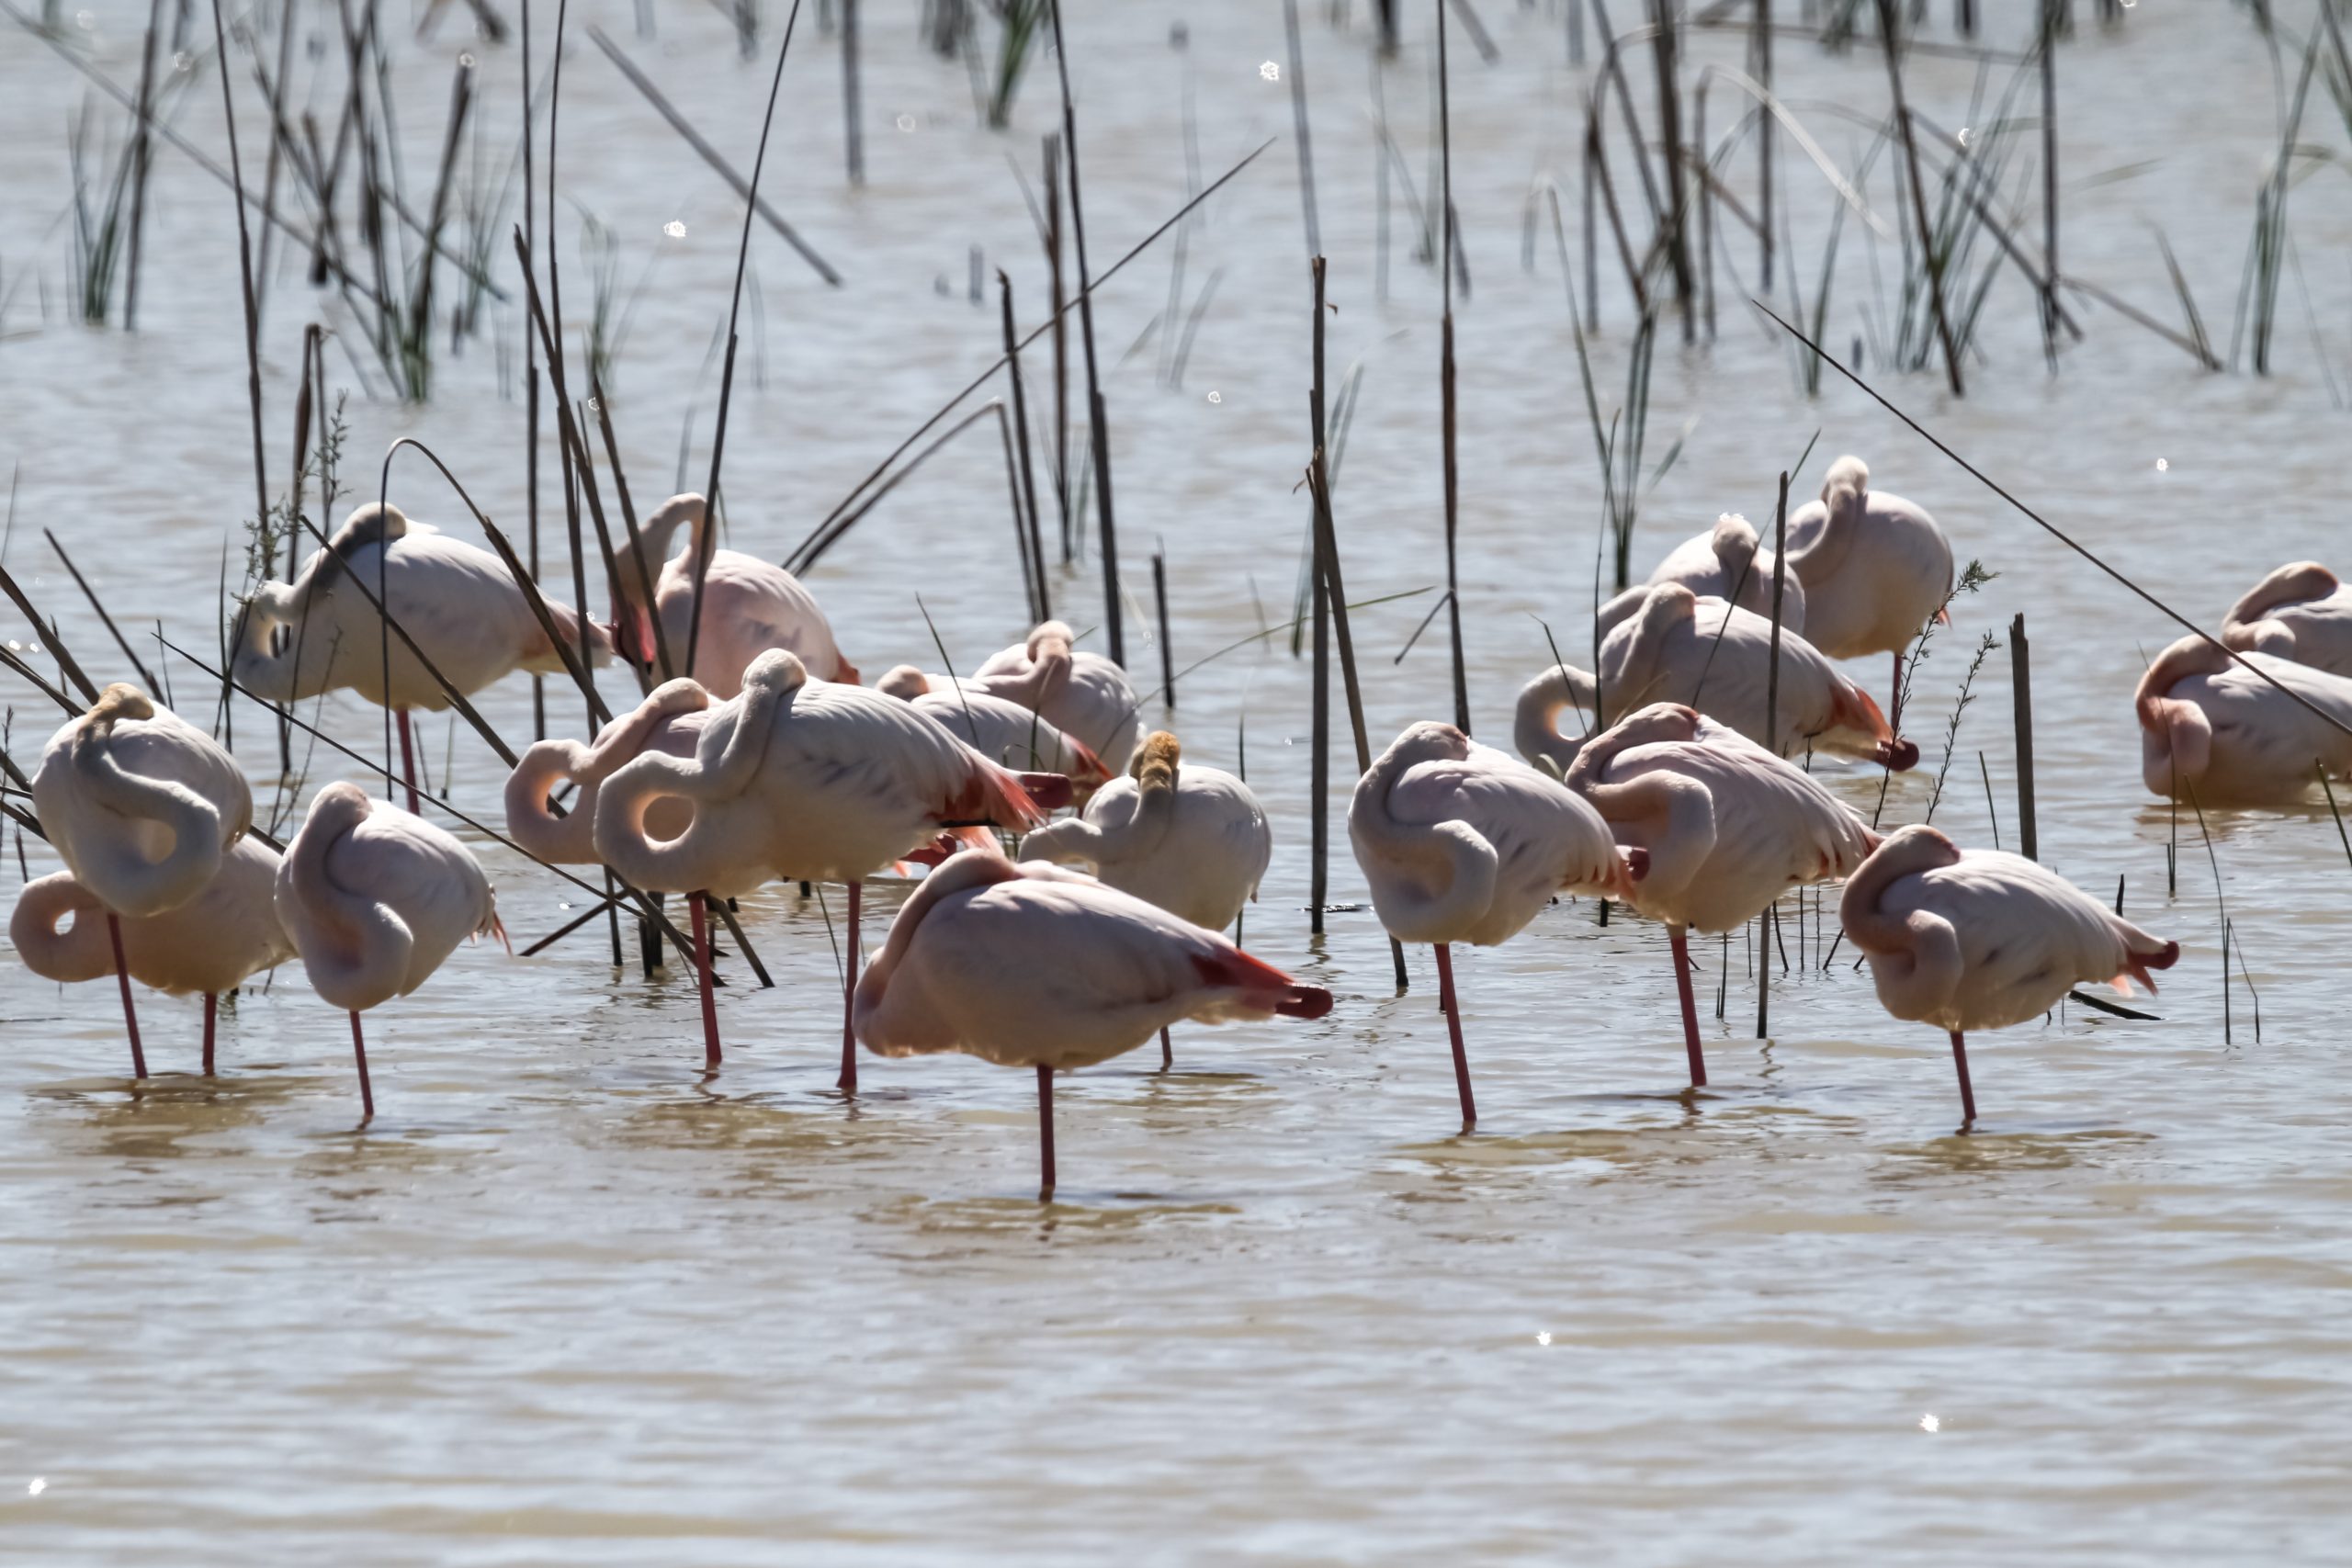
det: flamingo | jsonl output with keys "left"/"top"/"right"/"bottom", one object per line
{"left": 29, "top": 684, "right": 254, "bottom": 1077}
{"left": 593, "top": 649, "right": 1072, "bottom": 1092}
{"left": 609, "top": 491, "right": 858, "bottom": 698}
{"left": 1840, "top": 824, "right": 2179, "bottom": 1124}
{"left": 1781, "top": 457, "right": 1954, "bottom": 716}
{"left": 1020, "top": 731, "right": 1273, "bottom": 1067}
{"left": 1563, "top": 703, "right": 1878, "bottom": 1088}
{"left": 1517, "top": 585, "right": 1918, "bottom": 774}
{"left": 2222, "top": 561, "right": 2352, "bottom": 678}
{"left": 275, "top": 781, "right": 498, "bottom": 1119}
{"left": 12, "top": 838, "right": 293, "bottom": 1075}
{"left": 1598, "top": 513, "right": 1807, "bottom": 636}
{"left": 967, "top": 620, "right": 1144, "bottom": 773}
{"left": 232, "top": 501, "right": 612, "bottom": 812}
{"left": 875, "top": 665, "right": 1113, "bottom": 795}
{"left": 852, "top": 848, "right": 1331, "bottom": 1199}
{"left": 505, "top": 679, "right": 729, "bottom": 1065}
{"left": 1349, "top": 722, "right": 1641, "bottom": 1127}
{"left": 2135, "top": 634, "right": 2352, "bottom": 806}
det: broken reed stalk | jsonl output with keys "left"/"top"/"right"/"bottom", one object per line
{"left": 586, "top": 25, "right": 840, "bottom": 284}
{"left": 841, "top": 0, "right": 863, "bottom": 185}
{"left": 209, "top": 0, "right": 268, "bottom": 727}
{"left": 2180, "top": 781, "right": 2236, "bottom": 1045}
{"left": 1282, "top": 0, "right": 1320, "bottom": 257}
{"left": 123, "top": 0, "right": 161, "bottom": 329}
{"left": 1309, "top": 254, "right": 1409, "bottom": 991}
{"left": 1045, "top": 133, "right": 1070, "bottom": 563}
{"left": 2010, "top": 612, "right": 2037, "bottom": 859}
{"left": 785, "top": 140, "right": 1274, "bottom": 577}
{"left": 1437, "top": 0, "right": 1469, "bottom": 733}
{"left": 251, "top": 0, "right": 298, "bottom": 315}
{"left": 1754, "top": 0, "right": 1772, "bottom": 289}
{"left": 1645, "top": 0, "right": 1695, "bottom": 342}
{"left": 2321, "top": 762, "right": 2352, "bottom": 871}
{"left": 523, "top": 0, "right": 545, "bottom": 736}
{"left": 1311, "top": 494, "right": 1329, "bottom": 935}
{"left": 1758, "top": 304, "right": 2352, "bottom": 749}
{"left": 2039, "top": 0, "right": 2059, "bottom": 355}
{"left": 1764, "top": 470, "right": 1789, "bottom": 749}
{"left": 997, "top": 271, "right": 1050, "bottom": 624}
{"left": 1873, "top": 0, "right": 1963, "bottom": 395}
{"left": 1046, "top": 0, "right": 1125, "bottom": 669}
{"left": 686, "top": 0, "right": 805, "bottom": 680}
{"left": 1151, "top": 547, "right": 1174, "bottom": 707}
{"left": 993, "top": 401, "right": 1036, "bottom": 623}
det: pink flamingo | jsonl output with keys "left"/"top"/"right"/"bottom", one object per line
{"left": 1349, "top": 722, "right": 1642, "bottom": 1128}
{"left": 1782, "top": 457, "right": 1954, "bottom": 717}
{"left": 876, "top": 665, "right": 1113, "bottom": 795}
{"left": 29, "top": 684, "right": 254, "bottom": 1078}
{"left": 2135, "top": 634, "right": 2352, "bottom": 806}
{"left": 506, "top": 679, "right": 732, "bottom": 1064}
{"left": 1564, "top": 703, "right": 1877, "bottom": 1088}
{"left": 593, "top": 649, "right": 1070, "bottom": 1092}
{"left": 967, "top": 620, "right": 1143, "bottom": 773}
{"left": 232, "top": 502, "right": 611, "bottom": 813}
{"left": 1840, "top": 824, "right": 2178, "bottom": 1124}
{"left": 610, "top": 492, "right": 858, "bottom": 697}
{"left": 852, "top": 848, "right": 1331, "bottom": 1199}
{"left": 1517, "top": 585, "right": 1917, "bottom": 773}
{"left": 275, "top": 782, "right": 498, "bottom": 1119}
{"left": 1021, "top": 731, "right": 1272, "bottom": 1067}
{"left": 2222, "top": 561, "right": 2352, "bottom": 678}
{"left": 12, "top": 838, "right": 293, "bottom": 1075}
{"left": 1600, "top": 513, "right": 1807, "bottom": 635}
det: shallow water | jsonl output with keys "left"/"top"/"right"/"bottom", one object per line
{"left": 5, "top": 0, "right": 2352, "bottom": 1560}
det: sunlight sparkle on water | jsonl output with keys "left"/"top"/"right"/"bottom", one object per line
{"left": 1207, "top": 390, "right": 1222, "bottom": 404}
{"left": 897, "top": 114, "right": 917, "bottom": 132}
{"left": 1919, "top": 1414, "right": 1940, "bottom": 1433}
{"left": 26, "top": 1478, "right": 44, "bottom": 1495}
{"left": 2156, "top": 457, "right": 2169, "bottom": 471}
{"left": 1535, "top": 1332, "right": 1552, "bottom": 1346}
{"left": 664, "top": 220, "right": 687, "bottom": 239}
{"left": 1261, "top": 62, "right": 1280, "bottom": 82}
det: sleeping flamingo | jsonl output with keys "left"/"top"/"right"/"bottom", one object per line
{"left": 875, "top": 665, "right": 1113, "bottom": 795}
{"left": 12, "top": 838, "right": 292, "bottom": 1075}
{"left": 593, "top": 649, "right": 1070, "bottom": 1092}
{"left": 232, "top": 502, "right": 611, "bottom": 812}
{"left": 505, "top": 680, "right": 728, "bottom": 1064}
{"left": 1599, "top": 513, "right": 1807, "bottom": 636}
{"left": 276, "top": 781, "right": 497, "bottom": 1119}
{"left": 1782, "top": 457, "right": 1954, "bottom": 716}
{"left": 1349, "top": 722, "right": 1640, "bottom": 1128}
{"left": 1020, "top": 731, "right": 1272, "bottom": 1067}
{"left": 1517, "top": 585, "right": 1917, "bottom": 773}
{"left": 2222, "top": 561, "right": 2352, "bottom": 678}
{"left": 853, "top": 848, "right": 1330, "bottom": 1199}
{"left": 967, "top": 620, "right": 1144, "bottom": 773}
{"left": 29, "top": 683, "right": 254, "bottom": 1077}
{"left": 610, "top": 491, "right": 858, "bottom": 697}
{"left": 2135, "top": 634, "right": 2352, "bottom": 805}
{"left": 1841, "top": 825, "right": 2179, "bottom": 1125}
{"left": 1564, "top": 703, "right": 1877, "bottom": 1088}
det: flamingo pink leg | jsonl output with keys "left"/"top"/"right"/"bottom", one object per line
{"left": 1433, "top": 943, "right": 1477, "bottom": 1129}
{"left": 1159, "top": 1026, "right": 1172, "bottom": 1071}
{"left": 349, "top": 1010, "right": 374, "bottom": 1121}
{"left": 395, "top": 709, "right": 421, "bottom": 816}
{"left": 1949, "top": 1031, "right": 1977, "bottom": 1125}
{"left": 1668, "top": 926, "right": 1708, "bottom": 1089}
{"left": 838, "top": 881, "right": 862, "bottom": 1094}
{"left": 1037, "top": 1062, "right": 1056, "bottom": 1201}
{"left": 690, "top": 895, "right": 721, "bottom": 1069}
{"left": 107, "top": 912, "right": 147, "bottom": 1080}
{"left": 202, "top": 991, "right": 217, "bottom": 1077}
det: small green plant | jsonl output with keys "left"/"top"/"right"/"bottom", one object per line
{"left": 65, "top": 97, "right": 138, "bottom": 326}
{"left": 989, "top": 0, "right": 1046, "bottom": 129}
